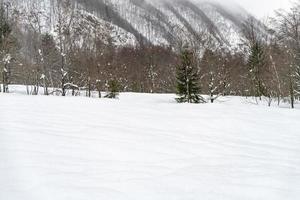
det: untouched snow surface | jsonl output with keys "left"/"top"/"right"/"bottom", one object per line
{"left": 1, "top": 91, "right": 300, "bottom": 200}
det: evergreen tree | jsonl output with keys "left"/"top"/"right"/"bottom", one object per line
{"left": 247, "top": 42, "right": 267, "bottom": 98}
{"left": 0, "top": 3, "right": 11, "bottom": 45}
{"left": 176, "top": 47, "right": 204, "bottom": 103}
{"left": 105, "top": 80, "right": 119, "bottom": 99}
{"left": 0, "top": 2, "right": 12, "bottom": 93}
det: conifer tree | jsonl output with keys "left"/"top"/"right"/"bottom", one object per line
{"left": 176, "top": 47, "right": 204, "bottom": 103}
{"left": 105, "top": 80, "right": 119, "bottom": 99}
{"left": 0, "top": 2, "right": 12, "bottom": 93}
{"left": 0, "top": 4, "right": 10, "bottom": 45}
{"left": 248, "top": 42, "right": 267, "bottom": 98}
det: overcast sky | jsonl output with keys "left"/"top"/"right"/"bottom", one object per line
{"left": 233, "top": 0, "right": 293, "bottom": 18}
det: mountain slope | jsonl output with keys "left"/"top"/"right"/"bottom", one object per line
{"left": 75, "top": 0, "right": 253, "bottom": 49}
{"left": 13, "top": 0, "right": 259, "bottom": 51}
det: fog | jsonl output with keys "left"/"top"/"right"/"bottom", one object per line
{"left": 190, "top": 0, "right": 293, "bottom": 18}
{"left": 12, "top": 0, "right": 293, "bottom": 18}
{"left": 153, "top": 0, "right": 293, "bottom": 18}
{"left": 230, "top": 0, "right": 292, "bottom": 18}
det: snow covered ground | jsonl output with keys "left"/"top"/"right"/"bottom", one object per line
{"left": 1, "top": 87, "right": 300, "bottom": 200}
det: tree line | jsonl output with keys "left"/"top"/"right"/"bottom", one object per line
{"left": 0, "top": 0, "right": 300, "bottom": 108}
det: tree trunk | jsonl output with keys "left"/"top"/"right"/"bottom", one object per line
{"left": 289, "top": 77, "right": 295, "bottom": 109}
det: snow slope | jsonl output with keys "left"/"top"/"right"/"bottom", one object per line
{"left": 13, "top": 0, "right": 255, "bottom": 50}
{"left": 1, "top": 91, "right": 300, "bottom": 200}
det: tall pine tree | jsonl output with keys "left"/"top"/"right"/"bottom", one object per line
{"left": 176, "top": 47, "right": 204, "bottom": 103}
{"left": 0, "top": 3, "right": 10, "bottom": 45}
{"left": 248, "top": 41, "right": 267, "bottom": 98}
{"left": 0, "top": 2, "right": 12, "bottom": 93}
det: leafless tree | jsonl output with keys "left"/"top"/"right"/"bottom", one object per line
{"left": 274, "top": 1, "right": 300, "bottom": 108}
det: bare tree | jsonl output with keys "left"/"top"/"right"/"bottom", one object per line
{"left": 201, "top": 49, "right": 230, "bottom": 103}
{"left": 274, "top": 2, "right": 300, "bottom": 108}
{"left": 54, "top": 0, "right": 75, "bottom": 96}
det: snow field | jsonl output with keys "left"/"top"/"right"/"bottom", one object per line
{"left": 1, "top": 91, "right": 300, "bottom": 200}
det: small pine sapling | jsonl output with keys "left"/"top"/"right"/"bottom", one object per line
{"left": 105, "top": 80, "right": 120, "bottom": 99}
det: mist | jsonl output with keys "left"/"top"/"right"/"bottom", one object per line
{"left": 151, "top": 0, "right": 292, "bottom": 18}
{"left": 205, "top": 0, "right": 292, "bottom": 18}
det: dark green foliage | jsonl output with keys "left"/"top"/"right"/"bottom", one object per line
{"left": 0, "top": 5, "right": 11, "bottom": 45}
{"left": 0, "top": 22, "right": 10, "bottom": 39}
{"left": 0, "top": 4, "right": 12, "bottom": 93}
{"left": 41, "top": 33, "right": 54, "bottom": 46}
{"left": 176, "top": 47, "right": 203, "bottom": 103}
{"left": 247, "top": 42, "right": 267, "bottom": 97}
{"left": 105, "top": 80, "right": 120, "bottom": 99}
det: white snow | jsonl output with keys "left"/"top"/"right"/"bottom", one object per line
{"left": 3, "top": 54, "right": 12, "bottom": 64}
{"left": 1, "top": 87, "right": 300, "bottom": 200}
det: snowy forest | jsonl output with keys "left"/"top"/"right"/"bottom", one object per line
{"left": 0, "top": 0, "right": 300, "bottom": 108}
{"left": 1, "top": 1, "right": 300, "bottom": 199}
